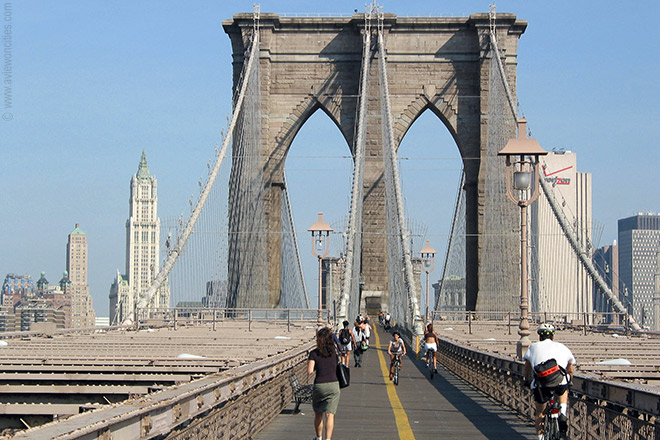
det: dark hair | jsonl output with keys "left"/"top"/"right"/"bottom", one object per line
{"left": 342, "top": 320, "right": 349, "bottom": 328}
{"left": 539, "top": 332, "right": 554, "bottom": 341}
{"left": 393, "top": 331, "right": 401, "bottom": 337}
{"left": 426, "top": 323, "right": 433, "bottom": 332}
{"left": 316, "top": 327, "right": 336, "bottom": 357}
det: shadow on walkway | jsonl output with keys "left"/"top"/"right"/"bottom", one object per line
{"left": 255, "top": 325, "right": 534, "bottom": 439}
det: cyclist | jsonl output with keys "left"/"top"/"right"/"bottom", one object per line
{"left": 423, "top": 323, "right": 439, "bottom": 373}
{"left": 384, "top": 312, "right": 392, "bottom": 330}
{"left": 387, "top": 331, "right": 406, "bottom": 380}
{"left": 523, "top": 323, "right": 575, "bottom": 440}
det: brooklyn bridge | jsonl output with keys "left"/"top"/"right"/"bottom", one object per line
{"left": 1, "top": 6, "right": 657, "bottom": 440}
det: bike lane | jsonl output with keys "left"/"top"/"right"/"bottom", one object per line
{"left": 388, "top": 325, "right": 536, "bottom": 439}
{"left": 256, "top": 324, "right": 536, "bottom": 439}
{"left": 256, "top": 325, "right": 400, "bottom": 440}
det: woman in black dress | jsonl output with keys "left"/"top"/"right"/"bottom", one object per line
{"left": 307, "top": 327, "right": 340, "bottom": 440}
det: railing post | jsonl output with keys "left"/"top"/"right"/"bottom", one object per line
{"left": 248, "top": 309, "right": 252, "bottom": 332}
{"left": 468, "top": 311, "right": 472, "bottom": 335}
{"left": 212, "top": 309, "right": 216, "bottom": 331}
{"left": 287, "top": 309, "right": 291, "bottom": 332}
{"left": 583, "top": 312, "right": 587, "bottom": 335}
{"left": 174, "top": 309, "right": 178, "bottom": 331}
{"left": 508, "top": 312, "right": 511, "bottom": 335}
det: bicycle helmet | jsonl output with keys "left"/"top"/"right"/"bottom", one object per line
{"left": 537, "top": 323, "right": 555, "bottom": 338}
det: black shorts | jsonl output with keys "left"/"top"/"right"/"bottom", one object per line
{"left": 533, "top": 384, "right": 569, "bottom": 404}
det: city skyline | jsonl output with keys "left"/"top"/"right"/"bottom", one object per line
{"left": 2, "top": 1, "right": 659, "bottom": 316}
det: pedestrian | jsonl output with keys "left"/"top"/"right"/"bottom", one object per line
{"left": 307, "top": 327, "right": 340, "bottom": 440}
{"left": 352, "top": 322, "right": 366, "bottom": 367}
{"left": 363, "top": 317, "right": 372, "bottom": 345}
{"left": 337, "top": 320, "right": 356, "bottom": 366}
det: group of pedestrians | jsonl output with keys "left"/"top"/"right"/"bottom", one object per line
{"left": 307, "top": 312, "right": 576, "bottom": 440}
{"left": 305, "top": 314, "right": 372, "bottom": 440}
{"left": 337, "top": 314, "right": 371, "bottom": 367}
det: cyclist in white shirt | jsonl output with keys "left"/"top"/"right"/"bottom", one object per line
{"left": 387, "top": 332, "right": 406, "bottom": 380}
{"left": 523, "top": 323, "right": 575, "bottom": 440}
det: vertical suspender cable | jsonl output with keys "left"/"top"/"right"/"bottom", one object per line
{"left": 338, "top": 10, "right": 371, "bottom": 324}
{"left": 138, "top": 22, "right": 260, "bottom": 312}
{"left": 488, "top": 7, "right": 640, "bottom": 331}
{"left": 377, "top": 20, "right": 423, "bottom": 335}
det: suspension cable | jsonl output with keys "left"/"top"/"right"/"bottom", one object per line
{"left": 137, "top": 13, "right": 261, "bottom": 314}
{"left": 488, "top": 5, "right": 640, "bottom": 332}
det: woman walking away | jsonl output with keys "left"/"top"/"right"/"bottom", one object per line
{"left": 308, "top": 327, "right": 340, "bottom": 440}
{"left": 337, "top": 320, "right": 356, "bottom": 366}
{"left": 352, "top": 322, "right": 365, "bottom": 367}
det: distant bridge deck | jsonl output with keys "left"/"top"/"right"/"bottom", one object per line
{"left": 257, "top": 325, "right": 535, "bottom": 439}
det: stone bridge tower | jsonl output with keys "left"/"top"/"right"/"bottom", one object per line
{"left": 223, "top": 12, "right": 527, "bottom": 312}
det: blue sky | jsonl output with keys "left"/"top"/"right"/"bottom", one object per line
{"left": 2, "top": 1, "right": 659, "bottom": 316}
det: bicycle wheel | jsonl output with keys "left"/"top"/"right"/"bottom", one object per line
{"left": 544, "top": 416, "right": 559, "bottom": 440}
{"left": 393, "top": 362, "right": 399, "bottom": 385}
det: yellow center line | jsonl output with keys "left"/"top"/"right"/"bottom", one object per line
{"left": 374, "top": 329, "right": 416, "bottom": 440}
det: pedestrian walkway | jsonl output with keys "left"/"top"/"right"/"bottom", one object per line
{"left": 256, "top": 325, "right": 536, "bottom": 439}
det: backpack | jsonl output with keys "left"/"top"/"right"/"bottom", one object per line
{"left": 533, "top": 358, "right": 566, "bottom": 388}
{"left": 354, "top": 328, "right": 367, "bottom": 348}
{"left": 339, "top": 329, "right": 351, "bottom": 345}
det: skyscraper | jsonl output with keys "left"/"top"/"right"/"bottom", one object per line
{"left": 110, "top": 152, "right": 169, "bottom": 324}
{"left": 618, "top": 213, "right": 660, "bottom": 329}
{"left": 592, "top": 242, "right": 621, "bottom": 323}
{"left": 66, "top": 224, "right": 96, "bottom": 327}
{"left": 530, "top": 151, "right": 593, "bottom": 318}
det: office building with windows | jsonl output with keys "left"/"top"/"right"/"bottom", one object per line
{"left": 592, "top": 242, "right": 622, "bottom": 324}
{"left": 530, "top": 151, "right": 593, "bottom": 318}
{"left": 66, "top": 224, "right": 96, "bottom": 327}
{"left": 618, "top": 213, "right": 660, "bottom": 329}
{"left": 110, "top": 152, "right": 169, "bottom": 324}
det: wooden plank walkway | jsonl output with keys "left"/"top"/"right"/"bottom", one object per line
{"left": 256, "top": 325, "right": 536, "bottom": 439}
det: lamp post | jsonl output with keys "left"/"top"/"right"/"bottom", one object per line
{"left": 420, "top": 240, "right": 436, "bottom": 326}
{"left": 498, "top": 118, "right": 547, "bottom": 360}
{"left": 308, "top": 212, "right": 333, "bottom": 327}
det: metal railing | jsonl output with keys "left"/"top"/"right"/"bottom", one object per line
{"left": 136, "top": 307, "right": 330, "bottom": 332}
{"left": 437, "top": 337, "right": 660, "bottom": 439}
{"left": 0, "top": 324, "right": 125, "bottom": 339}
{"left": 430, "top": 311, "right": 637, "bottom": 335}
{"left": 11, "top": 342, "right": 315, "bottom": 439}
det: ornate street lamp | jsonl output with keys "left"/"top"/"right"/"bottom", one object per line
{"left": 308, "top": 212, "right": 333, "bottom": 326}
{"left": 420, "top": 240, "right": 436, "bottom": 326}
{"left": 498, "top": 118, "right": 547, "bottom": 360}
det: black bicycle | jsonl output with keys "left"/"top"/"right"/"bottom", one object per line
{"left": 425, "top": 348, "right": 436, "bottom": 379}
{"left": 391, "top": 353, "right": 402, "bottom": 385}
{"left": 543, "top": 398, "right": 562, "bottom": 440}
